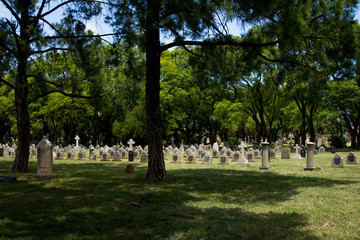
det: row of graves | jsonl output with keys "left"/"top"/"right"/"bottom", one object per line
{"left": 0, "top": 144, "right": 17, "bottom": 158}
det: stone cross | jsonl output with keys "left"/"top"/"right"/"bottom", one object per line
{"left": 170, "top": 137, "right": 175, "bottom": 146}
{"left": 240, "top": 141, "right": 247, "bottom": 160}
{"left": 127, "top": 139, "right": 135, "bottom": 151}
{"left": 75, "top": 135, "right": 80, "bottom": 147}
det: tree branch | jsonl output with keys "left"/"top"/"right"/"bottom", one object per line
{"left": 31, "top": 47, "right": 73, "bottom": 55}
{"left": 0, "top": 77, "right": 16, "bottom": 90}
{"left": 160, "top": 39, "right": 280, "bottom": 53}
{"left": 28, "top": 89, "right": 106, "bottom": 104}
{"left": 0, "top": 0, "right": 21, "bottom": 23}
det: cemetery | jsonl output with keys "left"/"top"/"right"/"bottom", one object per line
{"left": 1, "top": 138, "right": 360, "bottom": 239}
{"left": 1, "top": 0, "right": 360, "bottom": 239}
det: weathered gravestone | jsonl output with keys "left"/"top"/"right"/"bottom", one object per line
{"left": 269, "top": 149, "right": 276, "bottom": 159}
{"left": 140, "top": 152, "right": 148, "bottom": 163}
{"left": 67, "top": 150, "right": 75, "bottom": 160}
{"left": 332, "top": 154, "right": 344, "bottom": 167}
{"left": 113, "top": 152, "right": 122, "bottom": 162}
{"left": 319, "top": 146, "right": 325, "bottom": 154}
{"left": 212, "top": 149, "right": 219, "bottom": 158}
{"left": 232, "top": 151, "right": 240, "bottom": 162}
{"left": 89, "top": 152, "right": 97, "bottom": 161}
{"left": 218, "top": 154, "right": 229, "bottom": 165}
{"left": 254, "top": 149, "right": 261, "bottom": 159}
{"left": 171, "top": 152, "right": 181, "bottom": 163}
{"left": 101, "top": 152, "right": 110, "bottom": 161}
{"left": 304, "top": 142, "right": 316, "bottom": 171}
{"left": 281, "top": 148, "right": 291, "bottom": 159}
{"left": 346, "top": 152, "right": 357, "bottom": 164}
{"left": 260, "top": 142, "right": 270, "bottom": 170}
{"left": 202, "top": 153, "right": 212, "bottom": 164}
{"left": 186, "top": 154, "right": 196, "bottom": 164}
{"left": 331, "top": 146, "right": 336, "bottom": 154}
{"left": 246, "top": 152, "right": 255, "bottom": 162}
{"left": 77, "top": 149, "right": 86, "bottom": 160}
{"left": 37, "top": 137, "right": 54, "bottom": 178}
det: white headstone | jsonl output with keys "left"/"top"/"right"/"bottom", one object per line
{"left": 127, "top": 139, "right": 135, "bottom": 151}
{"left": 37, "top": 136, "right": 54, "bottom": 178}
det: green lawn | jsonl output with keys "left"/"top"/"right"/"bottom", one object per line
{"left": 0, "top": 151, "right": 359, "bottom": 240}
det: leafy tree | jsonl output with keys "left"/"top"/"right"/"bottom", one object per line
{"left": 0, "top": 0, "right": 102, "bottom": 172}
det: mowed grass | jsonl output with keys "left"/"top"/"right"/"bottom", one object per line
{"left": 0, "top": 151, "right": 359, "bottom": 240}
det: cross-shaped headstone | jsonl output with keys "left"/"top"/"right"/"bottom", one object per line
{"left": 127, "top": 139, "right": 135, "bottom": 151}
{"left": 170, "top": 137, "right": 175, "bottom": 146}
{"left": 75, "top": 135, "right": 80, "bottom": 147}
{"left": 240, "top": 141, "right": 247, "bottom": 159}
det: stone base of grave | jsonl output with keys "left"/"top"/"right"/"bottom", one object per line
{"left": 247, "top": 159, "right": 256, "bottom": 162}
{"left": 236, "top": 161, "right": 248, "bottom": 165}
{"left": 293, "top": 155, "right": 302, "bottom": 160}
{"left": 0, "top": 176, "right": 17, "bottom": 182}
{"left": 259, "top": 166, "right": 271, "bottom": 170}
{"left": 113, "top": 160, "right": 122, "bottom": 162}
{"left": 304, "top": 167, "right": 316, "bottom": 171}
{"left": 346, "top": 162, "right": 358, "bottom": 164}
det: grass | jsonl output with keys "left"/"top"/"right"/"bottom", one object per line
{"left": 0, "top": 151, "right": 359, "bottom": 240}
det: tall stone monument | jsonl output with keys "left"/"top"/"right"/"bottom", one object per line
{"left": 37, "top": 136, "right": 54, "bottom": 178}
{"left": 260, "top": 141, "right": 270, "bottom": 170}
{"left": 304, "top": 142, "right": 316, "bottom": 171}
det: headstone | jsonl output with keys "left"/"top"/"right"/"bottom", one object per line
{"left": 269, "top": 149, "right": 276, "bottom": 159}
{"left": 274, "top": 147, "right": 279, "bottom": 153}
{"left": 238, "top": 141, "right": 248, "bottom": 164}
{"left": 260, "top": 142, "right": 270, "bottom": 169}
{"left": 254, "top": 149, "right": 261, "bottom": 159}
{"left": 211, "top": 149, "right": 219, "bottom": 158}
{"left": 113, "top": 152, "right": 122, "bottom": 162}
{"left": 140, "top": 152, "right": 148, "bottom": 163}
{"left": 301, "top": 146, "right": 306, "bottom": 158}
{"left": 331, "top": 146, "right": 336, "bottom": 154}
{"left": 170, "top": 136, "right": 175, "bottom": 147}
{"left": 304, "top": 142, "right": 316, "bottom": 171}
{"left": 218, "top": 154, "right": 229, "bottom": 165}
{"left": 346, "top": 152, "right": 358, "bottom": 164}
{"left": 319, "top": 146, "right": 325, "bottom": 154}
{"left": 67, "top": 150, "right": 74, "bottom": 160}
{"left": 101, "top": 152, "right": 110, "bottom": 161}
{"left": 232, "top": 151, "right": 240, "bottom": 162}
{"left": 332, "top": 154, "right": 344, "bottom": 167}
{"left": 89, "top": 152, "right": 97, "bottom": 161}
{"left": 202, "top": 153, "right": 212, "bottom": 164}
{"left": 246, "top": 152, "right": 255, "bottom": 162}
{"left": 293, "top": 144, "right": 302, "bottom": 160}
{"left": 281, "top": 148, "right": 291, "bottom": 159}
{"left": 186, "top": 154, "right": 196, "bottom": 164}
{"left": 74, "top": 135, "right": 80, "bottom": 150}
{"left": 37, "top": 137, "right": 54, "bottom": 178}
{"left": 128, "top": 151, "right": 134, "bottom": 162}
{"left": 171, "top": 152, "right": 181, "bottom": 163}
{"left": 213, "top": 142, "right": 219, "bottom": 152}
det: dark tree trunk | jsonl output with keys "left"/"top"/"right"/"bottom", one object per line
{"left": 145, "top": 0, "right": 166, "bottom": 180}
{"left": 308, "top": 117, "right": 315, "bottom": 143}
{"left": 12, "top": 0, "right": 31, "bottom": 173}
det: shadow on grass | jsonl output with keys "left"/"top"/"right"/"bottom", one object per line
{"left": 0, "top": 160, "right": 355, "bottom": 239}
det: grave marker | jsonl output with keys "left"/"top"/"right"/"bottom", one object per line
{"left": 218, "top": 154, "right": 229, "bottom": 165}
{"left": 304, "top": 142, "right": 316, "bottom": 171}
{"left": 281, "top": 148, "right": 290, "bottom": 159}
{"left": 332, "top": 154, "right": 344, "bottom": 167}
{"left": 37, "top": 137, "right": 54, "bottom": 178}
{"left": 260, "top": 142, "right": 270, "bottom": 170}
{"left": 346, "top": 152, "right": 358, "bottom": 164}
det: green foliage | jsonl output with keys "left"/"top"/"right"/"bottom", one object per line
{"left": 330, "top": 135, "right": 347, "bottom": 148}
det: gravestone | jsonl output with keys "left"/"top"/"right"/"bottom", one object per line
{"left": 346, "top": 152, "right": 358, "bottom": 164}
{"left": 319, "top": 146, "right": 325, "bottom": 154}
{"left": 74, "top": 135, "right": 80, "bottom": 150}
{"left": 171, "top": 153, "right": 181, "bottom": 163}
{"left": 254, "top": 149, "right": 261, "bottom": 159}
{"left": 67, "top": 150, "right": 74, "bottom": 160}
{"left": 128, "top": 151, "right": 134, "bottom": 162}
{"left": 218, "top": 154, "right": 229, "bottom": 165}
{"left": 140, "top": 152, "right": 148, "bottom": 163}
{"left": 89, "top": 152, "right": 97, "bottom": 161}
{"left": 260, "top": 142, "right": 270, "bottom": 170}
{"left": 186, "top": 154, "right": 196, "bottom": 164}
{"left": 269, "top": 149, "right": 276, "bottom": 159}
{"left": 113, "top": 152, "right": 121, "bottom": 162}
{"left": 101, "top": 152, "right": 110, "bottom": 161}
{"left": 274, "top": 147, "right": 279, "bottom": 153}
{"left": 281, "top": 148, "right": 291, "bottom": 159}
{"left": 37, "top": 137, "right": 54, "bottom": 178}
{"left": 232, "top": 151, "right": 240, "bottom": 162}
{"left": 78, "top": 149, "right": 86, "bottom": 160}
{"left": 331, "top": 146, "right": 336, "bottom": 154}
{"left": 246, "top": 152, "right": 255, "bottom": 162}
{"left": 237, "top": 141, "right": 248, "bottom": 164}
{"left": 332, "top": 154, "right": 344, "bottom": 167}
{"left": 301, "top": 146, "right": 306, "bottom": 158}
{"left": 212, "top": 149, "right": 219, "bottom": 158}
{"left": 202, "top": 153, "right": 212, "bottom": 164}
{"left": 127, "top": 139, "right": 135, "bottom": 162}
{"left": 304, "top": 142, "right": 316, "bottom": 171}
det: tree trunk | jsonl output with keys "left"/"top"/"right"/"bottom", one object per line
{"left": 145, "top": 0, "right": 166, "bottom": 180}
{"left": 12, "top": 0, "right": 31, "bottom": 173}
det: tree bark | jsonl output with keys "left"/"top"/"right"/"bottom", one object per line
{"left": 145, "top": 0, "right": 166, "bottom": 180}
{"left": 12, "top": 0, "right": 31, "bottom": 172}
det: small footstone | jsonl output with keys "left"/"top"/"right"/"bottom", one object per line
{"left": 125, "top": 164, "right": 135, "bottom": 173}
{"left": 0, "top": 176, "right": 17, "bottom": 182}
